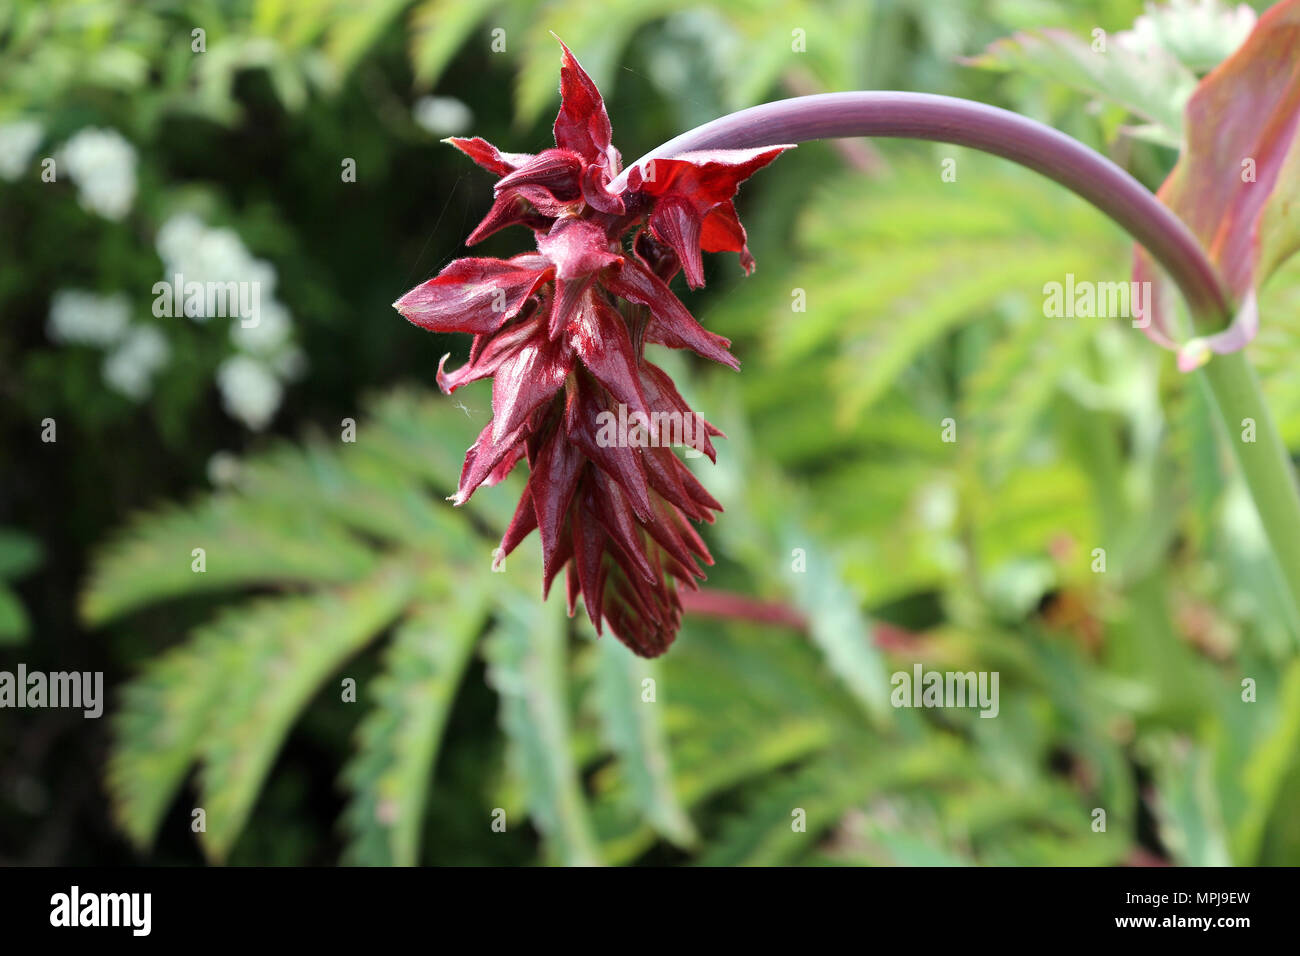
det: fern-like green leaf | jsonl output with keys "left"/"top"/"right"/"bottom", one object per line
{"left": 696, "top": 741, "right": 966, "bottom": 866}
{"left": 107, "top": 629, "right": 232, "bottom": 849}
{"left": 82, "top": 496, "right": 378, "bottom": 625}
{"left": 589, "top": 624, "right": 697, "bottom": 849}
{"left": 341, "top": 587, "right": 490, "bottom": 865}
{"left": 196, "top": 562, "right": 419, "bottom": 861}
{"left": 485, "top": 592, "right": 601, "bottom": 865}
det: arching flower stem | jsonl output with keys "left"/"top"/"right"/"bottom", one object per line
{"left": 615, "top": 92, "right": 1232, "bottom": 325}
{"left": 619, "top": 92, "right": 1300, "bottom": 636}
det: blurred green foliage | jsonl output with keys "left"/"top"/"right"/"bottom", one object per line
{"left": 4, "top": 0, "right": 1299, "bottom": 866}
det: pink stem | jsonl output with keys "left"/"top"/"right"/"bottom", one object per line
{"left": 680, "top": 587, "right": 919, "bottom": 649}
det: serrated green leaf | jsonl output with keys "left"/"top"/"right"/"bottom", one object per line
{"left": 81, "top": 496, "right": 379, "bottom": 625}
{"left": 590, "top": 625, "right": 696, "bottom": 849}
{"left": 342, "top": 587, "right": 489, "bottom": 865}
{"left": 779, "top": 529, "right": 891, "bottom": 723}
{"left": 108, "top": 628, "right": 236, "bottom": 849}
{"left": 696, "top": 742, "right": 965, "bottom": 866}
{"left": 485, "top": 593, "right": 601, "bottom": 866}
{"left": 196, "top": 563, "right": 419, "bottom": 861}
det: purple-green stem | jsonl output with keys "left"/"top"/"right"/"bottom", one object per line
{"left": 614, "top": 92, "right": 1230, "bottom": 321}
{"left": 680, "top": 587, "right": 922, "bottom": 648}
{"left": 624, "top": 93, "right": 1300, "bottom": 637}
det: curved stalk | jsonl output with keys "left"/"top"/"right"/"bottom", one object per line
{"left": 613, "top": 92, "right": 1231, "bottom": 324}
{"left": 625, "top": 92, "right": 1300, "bottom": 639}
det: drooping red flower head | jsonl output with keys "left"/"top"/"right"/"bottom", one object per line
{"left": 394, "top": 41, "right": 791, "bottom": 656}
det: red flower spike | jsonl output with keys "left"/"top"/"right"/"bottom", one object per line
{"left": 394, "top": 39, "right": 790, "bottom": 656}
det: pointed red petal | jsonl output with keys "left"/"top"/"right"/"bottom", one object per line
{"left": 588, "top": 469, "right": 656, "bottom": 584}
{"left": 465, "top": 193, "right": 555, "bottom": 246}
{"left": 490, "top": 325, "right": 573, "bottom": 442}
{"left": 641, "top": 495, "right": 707, "bottom": 580}
{"left": 550, "top": 274, "right": 593, "bottom": 340}
{"left": 648, "top": 197, "right": 706, "bottom": 289}
{"left": 542, "top": 530, "right": 574, "bottom": 598}
{"left": 528, "top": 431, "right": 586, "bottom": 585}
{"left": 603, "top": 255, "right": 739, "bottom": 369}
{"left": 569, "top": 295, "right": 649, "bottom": 417}
{"left": 500, "top": 486, "right": 539, "bottom": 556}
{"left": 538, "top": 217, "right": 623, "bottom": 279}
{"left": 485, "top": 440, "right": 525, "bottom": 487}
{"left": 570, "top": 492, "right": 607, "bottom": 629}
{"left": 436, "top": 312, "right": 546, "bottom": 394}
{"left": 700, "top": 201, "right": 755, "bottom": 274}
{"left": 394, "top": 255, "right": 552, "bottom": 334}
{"left": 496, "top": 148, "right": 584, "bottom": 201}
{"left": 641, "top": 444, "right": 707, "bottom": 522}
{"left": 628, "top": 146, "right": 792, "bottom": 205}
{"left": 454, "top": 418, "right": 530, "bottom": 505}
{"left": 446, "top": 136, "right": 533, "bottom": 176}
{"left": 669, "top": 451, "right": 724, "bottom": 517}
{"left": 639, "top": 361, "right": 719, "bottom": 461}
{"left": 553, "top": 41, "right": 616, "bottom": 168}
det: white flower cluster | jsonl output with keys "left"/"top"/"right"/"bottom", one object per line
{"left": 215, "top": 356, "right": 284, "bottom": 432}
{"left": 1122, "top": 0, "right": 1257, "bottom": 68}
{"left": 103, "top": 326, "right": 171, "bottom": 401}
{"left": 156, "top": 213, "right": 305, "bottom": 429}
{"left": 47, "top": 290, "right": 170, "bottom": 401}
{"left": 47, "top": 290, "right": 131, "bottom": 346}
{"left": 0, "top": 119, "right": 43, "bottom": 181}
{"left": 156, "top": 214, "right": 276, "bottom": 320}
{"left": 57, "top": 128, "right": 137, "bottom": 221}
{"left": 413, "top": 96, "right": 473, "bottom": 136}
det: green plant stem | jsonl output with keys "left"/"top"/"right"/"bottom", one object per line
{"left": 1198, "top": 350, "right": 1300, "bottom": 635}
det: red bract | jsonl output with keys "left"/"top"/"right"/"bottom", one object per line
{"left": 394, "top": 41, "right": 790, "bottom": 656}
